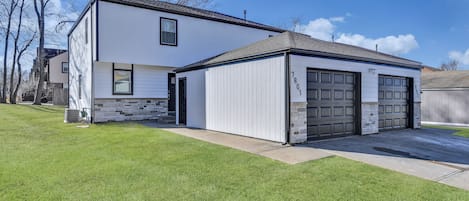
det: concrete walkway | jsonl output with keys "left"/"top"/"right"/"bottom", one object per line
{"left": 143, "top": 122, "right": 468, "bottom": 191}
{"left": 160, "top": 127, "right": 333, "bottom": 164}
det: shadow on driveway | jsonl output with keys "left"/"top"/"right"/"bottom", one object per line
{"left": 306, "top": 128, "right": 469, "bottom": 167}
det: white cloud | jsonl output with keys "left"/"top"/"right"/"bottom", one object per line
{"left": 336, "top": 33, "right": 418, "bottom": 55}
{"left": 295, "top": 17, "right": 419, "bottom": 55}
{"left": 294, "top": 18, "right": 335, "bottom": 41}
{"left": 329, "top": 16, "right": 345, "bottom": 23}
{"left": 449, "top": 49, "right": 469, "bottom": 65}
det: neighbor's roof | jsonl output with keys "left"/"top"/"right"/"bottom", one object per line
{"left": 178, "top": 32, "right": 421, "bottom": 72}
{"left": 100, "top": 0, "right": 284, "bottom": 32}
{"left": 422, "top": 71, "right": 469, "bottom": 89}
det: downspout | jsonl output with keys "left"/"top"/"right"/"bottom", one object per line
{"left": 284, "top": 51, "right": 291, "bottom": 145}
{"left": 90, "top": 1, "right": 96, "bottom": 123}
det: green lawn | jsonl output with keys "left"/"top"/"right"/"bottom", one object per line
{"left": 1, "top": 105, "right": 468, "bottom": 201}
{"left": 424, "top": 125, "right": 469, "bottom": 138}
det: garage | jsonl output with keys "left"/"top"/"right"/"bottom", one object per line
{"left": 175, "top": 31, "right": 422, "bottom": 144}
{"left": 378, "top": 75, "right": 411, "bottom": 131}
{"left": 307, "top": 69, "right": 359, "bottom": 140}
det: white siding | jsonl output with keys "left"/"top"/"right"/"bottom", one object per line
{"left": 98, "top": 1, "right": 279, "bottom": 67}
{"left": 94, "top": 62, "right": 172, "bottom": 99}
{"left": 289, "top": 55, "right": 421, "bottom": 103}
{"left": 201, "top": 56, "right": 286, "bottom": 142}
{"left": 69, "top": 7, "right": 94, "bottom": 117}
{"left": 176, "top": 69, "right": 206, "bottom": 128}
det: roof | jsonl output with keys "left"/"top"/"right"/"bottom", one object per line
{"left": 422, "top": 65, "right": 442, "bottom": 72}
{"left": 421, "top": 71, "right": 469, "bottom": 89}
{"left": 101, "top": 0, "right": 284, "bottom": 32}
{"left": 178, "top": 31, "right": 422, "bottom": 72}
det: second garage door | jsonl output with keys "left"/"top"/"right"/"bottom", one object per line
{"left": 378, "top": 75, "right": 410, "bottom": 131}
{"left": 306, "top": 69, "right": 358, "bottom": 140}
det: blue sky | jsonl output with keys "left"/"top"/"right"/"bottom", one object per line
{"left": 51, "top": 0, "right": 469, "bottom": 69}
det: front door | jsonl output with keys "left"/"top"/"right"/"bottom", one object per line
{"left": 168, "top": 73, "right": 176, "bottom": 111}
{"left": 178, "top": 78, "right": 187, "bottom": 124}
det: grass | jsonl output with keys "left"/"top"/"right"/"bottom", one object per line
{"left": 424, "top": 125, "right": 469, "bottom": 138}
{"left": 1, "top": 104, "right": 469, "bottom": 201}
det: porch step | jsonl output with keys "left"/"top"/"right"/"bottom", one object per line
{"left": 158, "top": 115, "right": 176, "bottom": 124}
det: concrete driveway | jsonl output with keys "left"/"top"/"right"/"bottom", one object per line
{"left": 306, "top": 128, "right": 469, "bottom": 191}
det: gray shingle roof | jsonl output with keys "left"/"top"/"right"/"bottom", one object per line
{"left": 422, "top": 71, "right": 469, "bottom": 89}
{"left": 179, "top": 31, "right": 421, "bottom": 72}
{"left": 101, "top": 0, "right": 284, "bottom": 32}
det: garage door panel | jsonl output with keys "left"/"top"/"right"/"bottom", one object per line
{"left": 378, "top": 75, "right": 410, "bottom": 131}
{"left": 307, "top": 69, "right": 358, "bottom": 140}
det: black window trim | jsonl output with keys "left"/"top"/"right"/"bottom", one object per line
{"left": 160, "top": 17, "right": 178, "bottom": 46}
{"left": 112, "top": 63, "right": 134, "bottom": 95}
{"left": 62, "top": 62, "right": 69, "bottom": 73}
{"left": 78, "top": 74, "right": 82, "bottom": 99}
{"left": 85, "top": 17, "right": 88, "bottom": 44}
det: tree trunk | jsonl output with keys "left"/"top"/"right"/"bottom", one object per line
{"left": 33, "top": 0, "right": 46, "bottom": 105}
{"left": 10, "top": 0, "right": 25, "bottom": 104}
{"left": 1, "top": 0, "right": 17, "bottom": 103}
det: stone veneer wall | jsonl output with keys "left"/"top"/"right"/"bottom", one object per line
{"left": 361, "top": 102, "right": 379, "bottom": 135}
{"left": 94, "top": 98, "right": 168, "bottom": 123}
{"left": 289, "top": 102, "right": 308, "bottom": 143}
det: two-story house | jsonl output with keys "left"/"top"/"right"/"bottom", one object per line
{"left": 68, "top": 0, "right": 283, "bottom": 122}
{"left": 70, "top": 0, "right": 422, "bottom": 144}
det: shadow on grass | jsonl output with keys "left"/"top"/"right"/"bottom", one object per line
{"left": 16, "top": 104, "right": 64, "bottom": 113}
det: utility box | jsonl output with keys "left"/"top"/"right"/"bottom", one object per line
{"left": 64, "top": 109, "right": 80, "bottom": 123}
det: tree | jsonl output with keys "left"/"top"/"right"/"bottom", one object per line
{"left": 0, "top": 0, "right": 18, "bottom": 103}
{"left": 8, "top": 0, "right": 24, "bottom": 104}
{"left": 32, "top": 0, "right": 50, "bottom": 105}
{"left": 440, "top": 60, "right": 459, "bottom": 71}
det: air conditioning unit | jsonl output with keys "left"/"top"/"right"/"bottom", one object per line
{"left": 64, "top": 109, "right": 80, "bottom": 123}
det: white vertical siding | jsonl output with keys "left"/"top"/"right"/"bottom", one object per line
{"left": 98, "top": 1, "right": 279, "bottom": 67}
{"left": 203, "top": 56, "right": 286, "bottom": 142}
{"left": 289, "top": 55, "right": 421, "bottom": 103}
{"left": 176, "top": 69, "right": 207, "bottom": 128}
{"left": 69, "top": 8, "right": 94, "bottom": 116}
{"left": 94, "top": 62, "right": 172, "bottom": 99}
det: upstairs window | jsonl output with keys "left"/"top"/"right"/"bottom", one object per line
{"left": 62, "top": 62, "right": 69, "bottom": 73}
{"left": 160, "top": 18, "right": 177, "bottom": 46}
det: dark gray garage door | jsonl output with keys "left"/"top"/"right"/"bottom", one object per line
{"left": 307, "top": 69, "right": 358, "bottom": 140}
{"left": 378, "top": 75, "right": 410, "bottom": 131}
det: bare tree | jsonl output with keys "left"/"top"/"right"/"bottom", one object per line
{"left": 440, "top": 60, "right": 459, "bottom": 71}
{"left": 32, "top": 0, "right": 50, "bottom": 105}
{"left": 1, "top": 0, "right": 18, "bottom": 103}
{"left": 161, "top": 0, "right": 213, "bottom": 8}
{"left": 12, "top": 34, "right": 35, "bottom": 104}
{"left": 8, "top": 0, "right": 24, "bottom": 103}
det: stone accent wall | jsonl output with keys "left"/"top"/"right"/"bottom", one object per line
{"left": 413, "top": 102, "right": 421, "bottom": 129}
{"left": 94, "top": 98, "right": 168, "bottom": 123}
{"left": 290, "top": 102, "right": 307, "bottom": 144}
{"left": 361, "top": 102, "right": 379, "bottom": 135}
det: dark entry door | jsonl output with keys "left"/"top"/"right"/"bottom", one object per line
{"left": 307, "top": 69, "right": 358, "bottom": 140}
{"left": 378, "top": 75, "right": 410, "bottom": 131}
{"left": 178, "top": 78, "right": 187, "bottom": 124}
{"left": 168, "top": 73, "right": 176, "bottom": 111}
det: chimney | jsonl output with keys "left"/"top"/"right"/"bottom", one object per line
{"left": 243, "top": 9, "right": 247, "bottom": 21}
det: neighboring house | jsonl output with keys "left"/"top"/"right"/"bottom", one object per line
{"left": 421, "top": 71, "right": 469, "bottom": 126}
{"left": 421, "top": 65, "right": 442, "bottom": 73}
{"left": 175, "top": 32, "right": 422, "bottom": 143}
{"left": 31, "top": 48, "right": 67, "bottom": 80}
{"left": 47, "top": 52, "right": 69, "bottom": 105}
{"left": 68, "top": 0, "right": 282, "bottom": 122}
